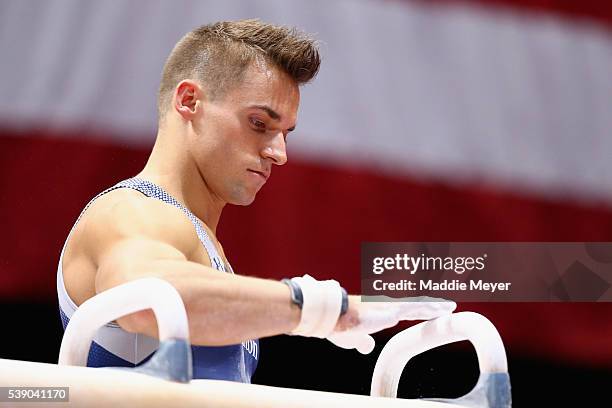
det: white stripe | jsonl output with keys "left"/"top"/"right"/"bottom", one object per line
{"left": 0, "top": 0, "right": 610, "bottom": 202}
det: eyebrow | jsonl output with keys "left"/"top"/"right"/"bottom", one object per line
{"left": 251, "top": 105, "right": 296, "bottom": 132}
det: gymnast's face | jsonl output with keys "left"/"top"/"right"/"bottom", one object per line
{"left": 184, "top": 62, "right": 299, "bottom": 205}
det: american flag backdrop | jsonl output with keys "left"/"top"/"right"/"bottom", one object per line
{"left": 0, "top": 0, "right": 611, "bottom": 380}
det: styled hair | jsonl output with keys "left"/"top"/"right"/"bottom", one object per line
{"left": 157, "top": 19, "right": 321, "bottom": 120}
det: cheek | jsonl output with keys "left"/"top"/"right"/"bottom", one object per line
{"left": 200, "top": 118, "right": 241, "bottom": 157}
{"left": 218, "top": 134, "right": 246, "bottom": 171}
{"left": 197, "top": 111, "right": 255, "bottom": 180}
{"left": 222, "top": 127, "right": 258, "bottom": 164}
{"left": 214, "top": 134, "right": 248, "bottom": 179}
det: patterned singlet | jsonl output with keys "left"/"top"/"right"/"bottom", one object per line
{"left": 56, "top": 178, "right": 259, "bottom": 382}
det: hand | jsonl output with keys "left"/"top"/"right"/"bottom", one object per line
{"left": 327, "top": 296, "right": 456, "bottom": 354}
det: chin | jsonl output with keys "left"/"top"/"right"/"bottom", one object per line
{"left": 227, "top": 183, "right": 262, "bottom": 206}
{"left": 229, "top": 191, "right": 258, "bottom": 206}
{"left": 234, "top": 197, "right": 256, "bottom": 206}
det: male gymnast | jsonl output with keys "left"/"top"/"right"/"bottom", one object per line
{"left": 57, "top": 19, "right": 455, "bottom": 382}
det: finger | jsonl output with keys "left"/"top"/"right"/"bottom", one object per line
{"left": 409, "top": 296, "right": 457, "bottom": 311}
{"left": 395, "top": 299, "right": 456, "bottom": 320}
{"left": 357, "top": 308, "right": 402, "bottom": 333}
{"left": 327, "top": 332, "right": 375, "bottom": 354}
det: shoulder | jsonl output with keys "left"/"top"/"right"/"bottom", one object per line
{"left": 76, "top": 187, "right": 200, "bottom": 261}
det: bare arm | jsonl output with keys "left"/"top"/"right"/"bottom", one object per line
{"left": 83, "top": 194, "right": 453, "bottom": 352}
{"left": 89, "top": 196, "right": 301, "bottom": 346}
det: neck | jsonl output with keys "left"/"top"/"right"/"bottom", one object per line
{"left": 137, "top": 128, "right": 225, "bottom": 234}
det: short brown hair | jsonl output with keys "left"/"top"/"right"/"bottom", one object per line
{"left": 157, "top": 19, "right": 321, "bottom": 120}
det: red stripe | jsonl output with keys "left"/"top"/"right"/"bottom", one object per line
{"left": 407, "top": 0, "right": 612, "bottom": 28}
{"left": 1, "top": 131, "right": 611, "bottom": 365}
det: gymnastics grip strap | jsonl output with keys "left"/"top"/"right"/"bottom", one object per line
{"left": 288, "top": 274, "right": 343, "bottom": 338}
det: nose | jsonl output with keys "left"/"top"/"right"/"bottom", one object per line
{"left": 261, "top": 131, "right": 287, "bottom": 165}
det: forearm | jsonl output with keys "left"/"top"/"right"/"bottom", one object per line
{"left": 98, "top": 259, "right": 301, "bottom": 345}
{"left": 178, "top": 269, "right": 302, "bottom": 345}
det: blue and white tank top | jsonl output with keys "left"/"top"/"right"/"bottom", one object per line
{"left": 57, "top": 178, "right": 259, "bottom": 382}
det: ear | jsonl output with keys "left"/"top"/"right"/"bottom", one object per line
{"left": 173, "top": 80, "right": 202, "bottom": 120}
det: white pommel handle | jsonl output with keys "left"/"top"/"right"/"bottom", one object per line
{"left": 370, "top": 312, "right": 508, "bottom": 398}
{"left": 58, "top": 278, "right": 189, "bottom": 367}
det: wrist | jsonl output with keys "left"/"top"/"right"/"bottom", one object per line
{"left": 283, "top": 277, "right": 348, "bottom": 315}
{"left": 333, "top": 295, "right": 360, "bottom": 332}
{"left": 282, "top": 275, "right": 347, "bottom": 338}
{"left": 340, "top": 287, "right": 348, "bottom": 315}
{"left": 279, "top": 280, "right": 302, "bottom": 332}
{"left": 282, "top": 278, "right": 304, "bottom": 309}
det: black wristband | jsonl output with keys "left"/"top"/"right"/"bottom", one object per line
{"left": 282, "top": 278, "right": 303, "bottom": 309}
{"left": 340, "top": 286, "right": 349, "bottom": 315}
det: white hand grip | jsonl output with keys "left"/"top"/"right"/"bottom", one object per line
{"left": 371, "top": 312, "right": 508, "bottom": 398}
{"left": 58, "top": 278, "right": 189, "bottom": 367}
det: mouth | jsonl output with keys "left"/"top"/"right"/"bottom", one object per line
{"left": 247, "top": 169, "right": 269, "bottom": 181}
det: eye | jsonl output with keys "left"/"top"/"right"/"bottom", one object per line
{"left": 249, "top": 117, "right": 266, "bottom": 132}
